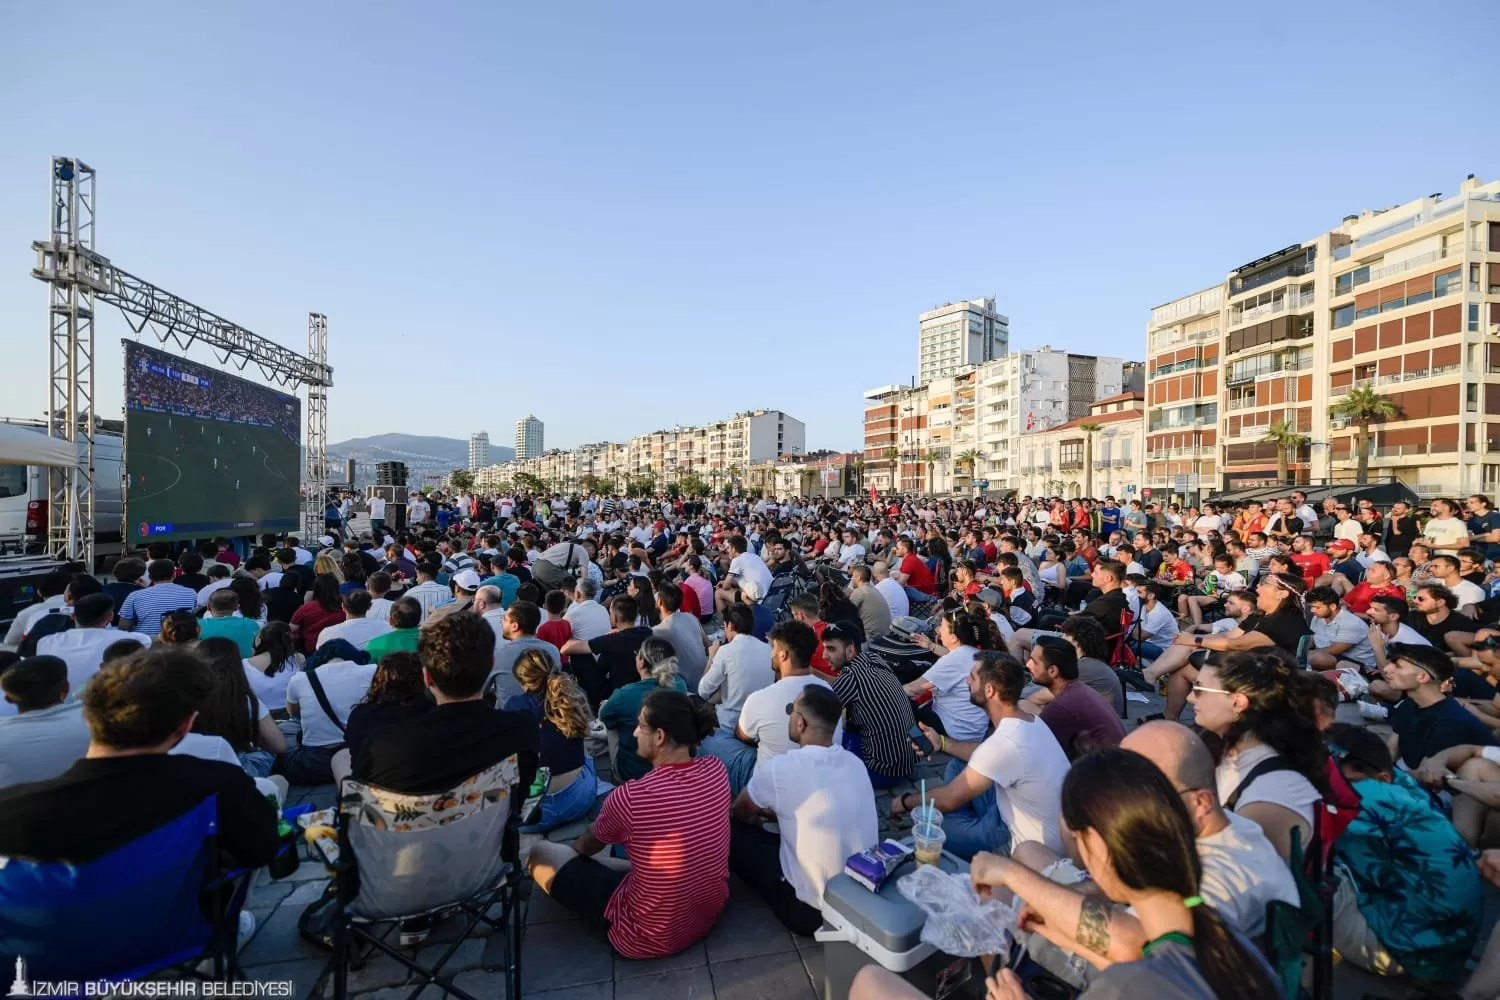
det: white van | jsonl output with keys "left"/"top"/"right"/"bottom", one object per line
{"left": 0, "top": 418, "right": 124, "bottom": 570}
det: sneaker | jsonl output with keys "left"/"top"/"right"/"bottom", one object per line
{"left": 236, "top": 910, "right": 257, "bottom": 950}
{"left": 398, "top": 916, "right": 431, "bottom": 947}
{"left": 1358, "top": 701, "right": 1390, "bottom": 722}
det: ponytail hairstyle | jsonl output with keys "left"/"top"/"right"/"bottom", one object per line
{"left": 962, "top": 598, "right": 1007, "bottom": 651}
{"left": 941, "top": 608, "right": 991, "bottom": 650}
{"left": 641, "top": 688, "right": 718, "bottom": 749}
{"left": 637, "top": 636, "right": 680, "bottom": 687}
{"left": 252, "top": 621, "right": 298, "bottom": 676}
{"left": 1216, "top": 648, "right": 1329, "bottom": 794}
{"left": 1061, "top": 749, "right": 1279, "bottom": 1000}
{"left": 513, "top": 648, "right": 592, "bottom": 739}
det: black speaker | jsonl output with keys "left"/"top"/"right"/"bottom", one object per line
{"left": 375, "top": 462, "right": 408, "bottom": 487}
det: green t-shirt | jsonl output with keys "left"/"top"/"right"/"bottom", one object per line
{"left": 364, "top": 627, "right": 421, "bottom": 663}
{"left": 198, "top": 616, "right": 262, "bottom": 658}
{"left": 598, "top": 676, "right": 688, "bottom": 782}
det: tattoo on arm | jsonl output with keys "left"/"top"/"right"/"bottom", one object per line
{"left": 1077, "top": 899, "right": 1112, "bottom": 955}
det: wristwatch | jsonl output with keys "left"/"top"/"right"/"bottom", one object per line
{"left": 1194, "top": 636, "right": 1203, "bottom": 647}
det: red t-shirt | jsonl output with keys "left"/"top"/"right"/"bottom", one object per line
{"left": 677, "top": 581, "right": 702, "bottom": 618}
{"left": 290, "top": 602, "right": 347, "bottom": 653}
{"left": 981, "top": 542, "right": 998, "bottom": 564}
{"left": 536, "top": 619, "right": 573, "bottom": 665}
{"left": 1343, "top": 582, "right": 1406, "bottom": 615}
{"left": 810, "top": 620, "right": 833, "bottom": 676}
{"left": 1160, "top": 560, "right": 1194, "bottom": 584}
{"left": 594, "top": 756, "right": 730, "bottom": 958}
{"left": 1290, "top": 552, "right": 1331, "bottom": 589}
{"left": 900, "top": 553, "right": 937, "bottom": 596}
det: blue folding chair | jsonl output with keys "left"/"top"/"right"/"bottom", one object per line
{"left": 0, "top": 796, "right": 248, "bottom": 983}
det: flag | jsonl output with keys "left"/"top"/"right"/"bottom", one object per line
{"left": 869, "top": 486, "right": 879, "bottom": 504}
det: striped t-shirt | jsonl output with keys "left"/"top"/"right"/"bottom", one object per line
{"left": 832, "top": 651, "right": 917, "bottom": 779}
{"left": 120, "top": 583, "right": 199, "bottom": 636}
{"left": 595, "top": 755, "right": 730, "bottom": 959}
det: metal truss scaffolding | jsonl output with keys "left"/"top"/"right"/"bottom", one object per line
{"left": 31, "top": 156, "right": 333, "bottom": 566}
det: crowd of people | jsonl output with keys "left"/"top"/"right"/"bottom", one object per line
{"left": 2, "top": 485, "right": 1499, "bottom": 997}
{"left": 128, "top": 353, "right": 301, "bottom": 443}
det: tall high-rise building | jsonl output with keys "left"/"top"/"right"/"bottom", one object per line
{"left": 515, "top": 415, "right": 544, "bottom": 461}
{"left": 918, "top": 298, "right": 1009, "bottom": 384}
{"left": 467, "top": 431, "right": 489, "bottom": 471}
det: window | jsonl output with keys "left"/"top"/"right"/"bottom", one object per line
{"left": 1333, "top": 304, "right": 1355, "bottom": 329}
{"left": 1060, "top": 443, "right": 1084, "bottom": 466}
{"left": 1435, "top": 268, "right": 1463, "bottom": 297}
{"left": 1471, "top": 304, "right": 1482, "bottom": 333}
{"left": 0, "top": 465, "right": 25, "bottom": 500}
{"left": 1334, "top": 266, "right": 1370, "bottom": 296}
{"left": 1468, "top": 383, "right": 1480, "bottom": 413}
{"left": 1121, "top": 438, "right": 1133, "bottom": 463}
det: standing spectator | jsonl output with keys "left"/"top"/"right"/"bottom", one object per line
{"left": 528, "top": 689, "right": 729, "bottom": 960}
{"left": 1424, "top": 498, "right": 1471, "bottom": 554}
{"left": 118, "top": 561, "right": 197, "bottom": 636}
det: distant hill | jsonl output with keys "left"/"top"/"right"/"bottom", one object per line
{"left": 327, "top": 433, "right": 514, "bottom": 487}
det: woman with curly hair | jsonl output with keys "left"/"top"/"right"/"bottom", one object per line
{"left": 229, "top": 575, "right": 266, "bottom": 625}
{"left": 504, "top": 648, "right": 596, "bottom": 831}
{"left": 332, "top": 650, "right": 431, "bottom": 785}
{"left": 159, "top": 610, "right": 200, "bottom": 645}
{"left": 1188, "top": 647, "right": 1328, "bottom": 861}
{"left": 338, "top": 552, "right": 368, "bottom": 597}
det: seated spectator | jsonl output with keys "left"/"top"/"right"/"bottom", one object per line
{"left": 36, "top": 593, "right": 147, "bottom": 697}
{"left": 242, "top": 621, "right": 302, "bottom": 715}
{"left": 289, "top": 573, "right": 347, "bottom": 653}
{"left": 119, "top": 560, "right": 198, "bottom": 636}
{"left": 21, "top": 573, "right": 105, "bottom": 657}
{"left": 265, "top": 570, "right": 305, "bottom": 625}
{"left": 701, "top": 620, "right": 840, "bottom": 797}
{"left": 652, "top": 582, "right": 708, "bottom": 689}
{"left": 1306, "top": 585, "right": 1376, "bottom": 671}
{"left": 1188, "top": 649, "right": 1326, "bottom": 860}
{"left": 1381, "top": 642, "right": 1495, "bottom": 769}
{"left": 401, "top": 556, "right": 451, "bottom": 621}
{"left": 159, "top": 610, "right": 201, "bottom": 645}
{"left": 564, "top": 578, "right": 612, "bottom": 646}
{"left": 1326, "top": 723, "right": 1482, "bottom": 981}
{"left": 966, "top": 748, "right": 1280, "bottom": 1000}
{"left": 364, "top": 571, "right": 395, "bottom": 622}
{"left": 494, "top": 600, "right": 566, "bottom": 704}
{"left": 822, "top": 619, "right": 916, "bottom": 788}
{"left": 363, "top": 596, "right": 423, "bottom": 664}
{"left": 332, "top": 650, "right": 431, "bottom": 786}
{"left": 355, "top": 612, "right": 538, "bottom": 795}
{"left": 0, "top": 644, "right": 280, "bottom": 868}
{"left": 338, "top": 552, "right": 369, "bottom": 597}
{"left": 528, "top": 689, "right": 729, "bottom": 959}
{"left": 316, "top": 589, "right": 392, "bottom": 650}
{"left": 730, "top": 685, "right": 878, "bottom": 934}
{"left": 1022, "top": 636, "right": 1124, "bottom": 759}
{"left": 195, "top": 564, "right": 233, "bottom": 610}
{"left": 422, "top": 568, "right": 481, "bottom": 629}
{"left": 598, "top": 636, "right": 688, "bottom": 782}
{"left": 283, "top": 640, "right": 376, "bottom": 785}
{"left": 903, "top": 609, "right": 994, "bottom": 740}
{"left": 175, "top": 551, "right": 211, "bottom": 594}
{"left": 1412, "top": 584, "right": 1478, "bottom": 655}
{"left": 1143, "top": 572, "right": 1311, "bottom": 723}
{"left": 1132, "top": 581, "right": 1180, "bottom": 659}
{"left": 197, "top": 589, "right": 262, "bottom": 657}
{"left": 536, "top": 590, "right": 574, "bottom": 664}
{"left": 502, "top": 649, "right": 596, "bottom": 833}
{"left": 194, "top": 637, "right": 287, "bottom": 778}
{"left": 101, "top": 558, "right": 146, "bottom": 624}
{"left": 1342, "top": 559, "right": 1406, "bottom": 616}
{"left": 1055, "top": 616, "right": 1125, "bottom": 715}
{"left": 0, "top": 656, "right": 91, "bottom": 789}
{"left": 892, "top": 651, "right": 1070, "bottom": 859}
{"left": 698, "top": 603, "right": 775, "bottom": 732}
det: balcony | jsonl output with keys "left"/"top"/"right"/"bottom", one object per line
{"left": 1231, "top": 260, "right": 1313, "bottom": 296}
{"left": 1228, "top": 290, "right": 1316, "bottom": 328}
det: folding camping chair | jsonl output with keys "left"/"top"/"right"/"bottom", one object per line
{"left": 320, "top": 757, "right": 525, "bottom": 1000}
{"left": 0, "top": 795, "right": 251, "bottom": 983}
{"left": 1105, "top": 609, "right": 1138, "bottom": 669}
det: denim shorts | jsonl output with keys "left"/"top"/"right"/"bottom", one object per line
{"left": 520, "top": 757, "right": 599, "bottom": 834}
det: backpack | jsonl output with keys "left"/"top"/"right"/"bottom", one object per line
{"left": 1224, "top": 754, "right": 1361, "bottom": 872}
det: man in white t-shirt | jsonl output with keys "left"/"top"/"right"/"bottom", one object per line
{"left": 316, "top": 590, "right": 394, "bottom": 651}
{"left": 700, "top": 619, "right": 838, "bottom": 797}
{"left": 892, "top": 650, "right": 1069, "bottom": 859}
{"left": 284, "top": 656, "right": 377, "bottom": 784}
{"left": 872, "top": 560, "right": 910, "bottom": 619}
{"left": 974, "top": 721, "right": 1299, "bottom": 992}
{"left": 717, "top": 535, "right": 773, "bottom": 616}
{"left": 35, "top": 594, "right": 149, "bottom": 698}
{"left": 368, "top": 494, "right": 387, "bottom": 532}
{"left": 836, "top": 529, "right": 866, "bottom": 569}
{"left": 730, "top": 685, "right": 878, "bottom": 934}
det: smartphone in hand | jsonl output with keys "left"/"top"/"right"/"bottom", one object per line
{"left": 909, "top": 723, "right": 935, "bottom": 757}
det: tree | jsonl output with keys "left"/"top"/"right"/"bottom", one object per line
{"left": 513, "top": 471, "right": 546, "bottom": 495}
{"left": 678, "top": 473, "right": 709, "bottom": 498}
{"left": 1262, "top": 419, "right": 1310, "bottom": 486}
{"left": 920, "top": 450, "right": 943, "bottom": 494}
{"left": 449, "top": 468, "right": 475, "bottom": 493}
{"left": 955, "top": 449, "right": 982, "bottom": 483}
{"left": 579, "top": 473, "right": 601, "bottom": 494}
{"left": 1077, "top": 423, "right": 1103, "bottom": 499}
{"left": 725, "top": 464, "right": 742, "bottom": 498}
{"left": 850, "top": 457, "right": 867, "bottom": 493}
{"left": 1330, "top": 386, "right": 1400, "bottom": 484}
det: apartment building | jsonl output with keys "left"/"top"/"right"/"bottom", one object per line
{"left": 863, "top": 348, "right": 1130, "bottom": 495}
{"left": 515, "top": 416, "right": 544, "bottom": 461}
{"left": 1147, "top": 173, "right": 1500, "bottom": 500}
{"left": 1144, "top": 287, "right": 1221, "bottom": 504}
{"left": 467, "top": 431, "right": 490, "bottom": 471}
{"left": 918, "top": 298, "right": 1010, "bottom": 384}
{"left": 1018, "top": 393, "right": 1144, "bottom": 500}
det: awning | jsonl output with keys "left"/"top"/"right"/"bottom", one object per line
{"left": 0, "top": 424, "right": 77, "bottom": 468}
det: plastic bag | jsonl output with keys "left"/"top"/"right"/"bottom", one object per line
{"left": 896, "top": 863, "right": 1018, "bottom": 957}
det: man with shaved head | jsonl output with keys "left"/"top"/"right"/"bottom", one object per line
{"left": 970, "top": 722, "right": 1300, "bottom": 989}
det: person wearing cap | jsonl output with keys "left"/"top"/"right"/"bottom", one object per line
{"left": 423, "top": 568, "right": 482, "bottom": 629}
{"left": 820, "top": 618, "right": 915, "bottom": 788}
{"left": 729, "top": 685, "right": 877, "bottom": 935}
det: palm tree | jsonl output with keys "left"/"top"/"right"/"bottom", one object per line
{"left": 1262, "top": 419, "right": 1310, "bottom": 486}
{"left": 955, "top": 448, "right": 982, "bottom": 484}
{"left": 920, "top": 450, "right": 943, "bottom": 494}
{"left": 1330, "top": 386, "right": 1400, "bottom": 484}
{"left": 850, "top": 457, "right": 867, "bottom": 493}
{"left": 1077, "top": 423, "right": 1103, "bottom": 498}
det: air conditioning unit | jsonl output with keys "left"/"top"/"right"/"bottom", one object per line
{"left": 1489, "top": 323, "right": 1500, "bottom": 338}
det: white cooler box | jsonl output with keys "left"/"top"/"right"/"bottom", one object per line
{"left": 816, "top": 849, "right": 983, "bottom": 1000}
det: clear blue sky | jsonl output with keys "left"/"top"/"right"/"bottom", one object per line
{"left": 2, "top": 2, "right": 1496, "bottom": 452}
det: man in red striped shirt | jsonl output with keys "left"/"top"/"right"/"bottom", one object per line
{"left": 528, "top": 688, "right": 731, "bottom": 959}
